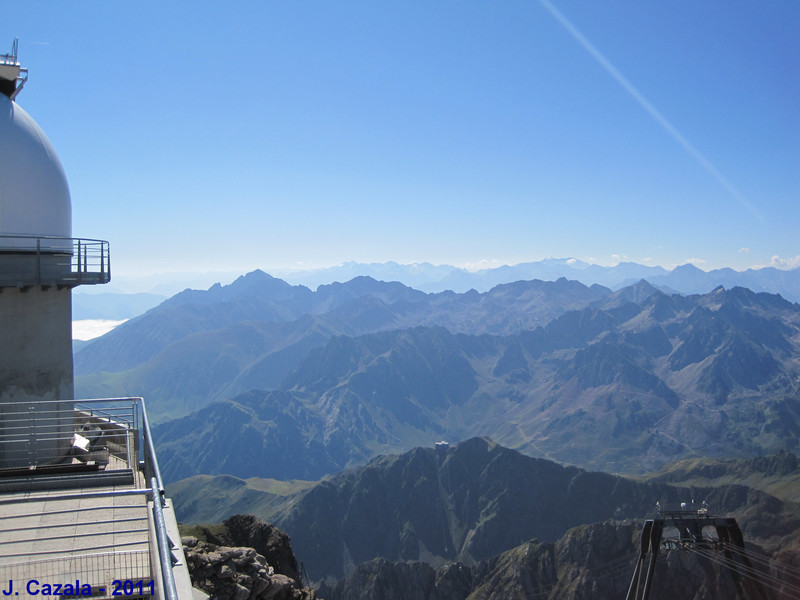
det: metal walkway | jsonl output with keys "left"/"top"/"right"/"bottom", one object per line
{"left": 0, "top": 398, "right": 193, "bottom": 600}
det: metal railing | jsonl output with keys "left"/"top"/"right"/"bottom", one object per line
{"left": 0, "top": 234, "right": 110, "bottom": 287}
{"left": 0, "top": 398, "right": 134, "bottom": 470}
{"left": 0, "top": 397, "right": 180, "bottom": 600}
{"left": 139, "top": 398, "right": 180, "bottom": 600}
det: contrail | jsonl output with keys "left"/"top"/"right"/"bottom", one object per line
{"left": 538, "top": 0, "right": 761, "bottom": 220}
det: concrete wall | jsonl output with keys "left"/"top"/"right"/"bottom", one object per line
{"left": 0, "top": 286, "right": 74, "bottom": 468}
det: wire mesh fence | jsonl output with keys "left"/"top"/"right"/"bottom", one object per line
{"left": 0, "top": 550, "right": 152, "bottom": 599}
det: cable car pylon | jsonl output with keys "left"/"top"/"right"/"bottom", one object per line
{"left": 625, "top": 501, "right": 772, "bottom": 600}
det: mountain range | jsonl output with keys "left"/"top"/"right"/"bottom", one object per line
{"left": 131, "top": 275, "right": 800, "bottom": 479}
{"left": 75, "top": 272, "right": 608, "bottom": 421}
{"left": 73, "top": 259, "right": 800, "bottom": 318}
{"left": 70, "top": 266, "right": 800, "bottom": 597}
{"left": 276, "top": 259, "right": 800, "bottom": 302}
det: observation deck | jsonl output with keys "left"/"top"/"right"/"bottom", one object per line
{"left": 0, "top": 235, "right": 110, "bottom": 288}
{"left": 0, "top": 398, "right": 193, "bottom": 600}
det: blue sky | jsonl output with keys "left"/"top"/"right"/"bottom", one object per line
{"left": 5, "top": 1, "right": 799, "bottom": 279}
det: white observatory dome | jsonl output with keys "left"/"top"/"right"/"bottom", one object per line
{"left": 0, "top": 93, "right": 71, "bottom": 240}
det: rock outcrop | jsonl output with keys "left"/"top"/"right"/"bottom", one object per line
{"left": 181, "top": 515, "right": 317, "bottom": 600}
{"left": 220, "top": 515, "right": 304, "bottom": 585}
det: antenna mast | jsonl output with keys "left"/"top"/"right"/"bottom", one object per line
{"left": 0, "top": 38, "right": 29, "bottom": 100}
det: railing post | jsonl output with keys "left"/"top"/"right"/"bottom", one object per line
{"left": 76, "top": 239, "right": 82, "bottom": 281}
{"left": 27, "top": 404, "right": 35, "bottom": 467}
{"left": 36, "top": 238, "right": 41, "bottom": 284}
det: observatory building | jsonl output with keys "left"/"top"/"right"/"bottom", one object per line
{"left": 0, "top": 41, "right": 193, "bottom": 599}
{"left": 0, "top": 38, "right": 108, "bottom": 468}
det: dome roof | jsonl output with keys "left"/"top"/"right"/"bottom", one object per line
{"left": 0, "top": 94, "right": 71, "bottom": 239}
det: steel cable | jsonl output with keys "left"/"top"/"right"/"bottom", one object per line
{"left": 482, "top": 550, "right": 638, "bottom": 600}
{"left": 686, "top": 545, "right": 800, "bottom": 599}
{"left": 720, "top": 542, "right": 800, "bottom": 579}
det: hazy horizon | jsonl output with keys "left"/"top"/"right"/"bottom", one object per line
{"left": 70, "top": 255, "right": 800, "bottom": 299}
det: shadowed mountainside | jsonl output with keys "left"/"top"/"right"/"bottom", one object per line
{"left": 316, "top": 521, "right": 779, "bottom": 600}
{"left": 169, "top": 439, "right": 800, "bottom": 587}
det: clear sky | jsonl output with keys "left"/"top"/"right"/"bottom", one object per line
{"left": 5, "top": 1, "right": 799, "bottom": 279}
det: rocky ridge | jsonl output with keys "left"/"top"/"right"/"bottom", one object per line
{"left": 317, "top": 520, "right": 796, "bottom": 600}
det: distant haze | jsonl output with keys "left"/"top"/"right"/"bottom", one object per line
{"left": 72, "top": 319, "right": 127, "bottom": 341}
{"left": 75, "top": 259, "right": 800, "bottom": 303}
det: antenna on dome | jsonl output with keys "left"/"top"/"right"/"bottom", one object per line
{"left": 0, "top": 38, "right": 29, "bottom": 100}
